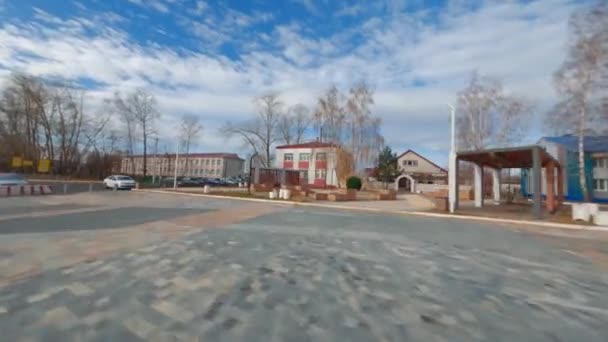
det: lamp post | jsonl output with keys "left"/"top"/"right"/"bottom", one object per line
{"left": 447, "top": 104, "right": 457, "bottom": 213}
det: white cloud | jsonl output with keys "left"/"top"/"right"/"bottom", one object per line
{"left": 290, "top": 0, "right": 320, "bottom": 15}
{"left": 336, "top": 4, "right": 364, "bottom": 17}
{"left": 0, "top": 0, "right": 590, "bottom": 159}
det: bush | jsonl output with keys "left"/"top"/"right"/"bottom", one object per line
{"left": 346, "top": 176, "right": 362, "bottom": 190}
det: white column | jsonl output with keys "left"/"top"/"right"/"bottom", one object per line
{"left": 474, "top": 164, "right": 483, "bottom": 208}
{"left": 492, "top": 168, "right": 501, "bottom": 203}
{"left": 448, "top": 152, "right": 458, "bottom": 213}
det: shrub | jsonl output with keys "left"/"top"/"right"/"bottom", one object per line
{"left": 346, "top": 176, "right": 362, "bottom": 190}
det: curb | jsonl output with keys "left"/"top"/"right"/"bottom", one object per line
{"left": 135, "top": 189, "right": 608, "bottom": 232}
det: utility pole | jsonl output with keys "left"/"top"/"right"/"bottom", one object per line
{"left": 173, "top": 141, "right": 179, "bottom": 189}
{"left": 447, "top": 104, "right": 457, "bottom": 213}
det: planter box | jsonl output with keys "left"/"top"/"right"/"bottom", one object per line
{"left": 328, "top": 193, "right": 348, "bottom": 202}
{"left": 595, "top": 211, "right": 608, "bottom": 227}
{"left": 572, "top": 203, "right": 599, "bottom": 222}
{"left": 312, "top": 193, "right": 328, "bottom": 201}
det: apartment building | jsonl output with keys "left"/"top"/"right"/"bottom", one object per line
{"left": 120, "top": 153, "right": 244, "bottom": 178}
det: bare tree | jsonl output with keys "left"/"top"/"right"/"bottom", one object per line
{"left": 179, "top": 114, "right": 203, "bottom": 176}
{"left": 222, "top": 93, "right": 282, "bottom": 167}
{"left": 457, "top": 72, "right": 530, "bottom": 150}
{"left": 313, "top": 82, "right": 384, "bottom": 182}
{"left": 277, "top": 103, "right": 311, "bottom": 145}
{"left": 113, "top": 89, "right": 160, "bottom": 178}
{"left": 548, "top": 3, "right": 608, "bottom": 201}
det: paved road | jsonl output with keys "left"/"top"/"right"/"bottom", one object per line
{"left": 0, "top": 192, "right": 608, "bottom": 341}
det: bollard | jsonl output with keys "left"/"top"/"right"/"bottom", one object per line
{"left": 63, "top": 183, "right": 68, "bottom": 194}
{"left": 89, "top": 183, "right": 93, "bottom": 192}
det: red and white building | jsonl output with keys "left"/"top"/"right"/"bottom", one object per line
{"left": 275, "top": 141, "right": 339, "bottom": 188}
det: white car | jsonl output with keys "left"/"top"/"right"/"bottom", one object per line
{"left": 103, "top": 175, "right": 136, "bottom": 190}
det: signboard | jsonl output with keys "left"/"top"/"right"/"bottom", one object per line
{"left": 22, "top": 160, "right": 33, "bottom": 167}
{"left": 37, "top": 159, "right": 51, "bottom": 173}
{"left": 11, "top": 157, "right": 22, "bottom": 168}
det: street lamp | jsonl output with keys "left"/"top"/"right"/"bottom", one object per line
{"left": 447, "top": 104, "right": 457, "bottom": 213}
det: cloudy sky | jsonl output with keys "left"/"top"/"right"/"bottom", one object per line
{"left": 0, "top": 0, "right": 592, "bottom": 165}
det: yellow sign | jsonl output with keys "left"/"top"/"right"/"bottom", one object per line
{"left": 11, "top": 157, "right": 22, "bottom": 168}
{"left": 37, "top": 159, "right": 51, "bottom": 173}
{"left": 22, "top": 160, "right": 33, "bottom": 167}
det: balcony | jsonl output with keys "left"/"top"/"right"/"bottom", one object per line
{"left": 283, "top": 161, "right": 294, "bottom": 169}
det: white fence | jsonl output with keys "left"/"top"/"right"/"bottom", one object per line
{"left": 0, "top": 185, "right": 53, "bottom": 196}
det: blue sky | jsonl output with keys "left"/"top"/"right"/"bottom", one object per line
{"left": 0, "top": 0, "right": 592, "bottom": 165}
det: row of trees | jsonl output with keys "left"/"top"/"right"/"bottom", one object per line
{"left": 222, "top": 81, "right": 384, "bottom": 185}
{"left": 0, "top": 73, "right": 205, "bottom": 179}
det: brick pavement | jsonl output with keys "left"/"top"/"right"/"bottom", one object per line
{"left": 1, "top": 192, "right": 608, "bottom": 341}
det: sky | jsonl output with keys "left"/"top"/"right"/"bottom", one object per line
{"left": 0, "top": 0, "right": 594, "bottom": 166}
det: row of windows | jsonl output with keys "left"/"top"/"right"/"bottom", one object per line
{"left": 593, "top": 158, "right": 608, "bottom": 169}
{"left": 403, "top": 159, "right": 418, "bottom": 167}
{"left": 284, "top": 152, "right": 326, "bottom": 162}
{"left": 595, "top": 179, "right": 608, "bottom": 192}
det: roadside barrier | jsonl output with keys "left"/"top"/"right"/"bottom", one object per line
{"left": 0, "top": 185, "right": 53, "bottom": 197}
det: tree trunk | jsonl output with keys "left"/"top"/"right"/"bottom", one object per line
{"left": 143, "top": 121, "right": 147, "bottom": 178}
{"left": 579, "top": 106, "right": 590, "bottom": 202}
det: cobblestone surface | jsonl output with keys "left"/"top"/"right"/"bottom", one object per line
{"left": 1, "top": 193, "right": 608, "bottom": 341}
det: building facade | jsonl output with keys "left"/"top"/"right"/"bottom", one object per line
{"left": 120, "top": 153, "right": 244, "bottom": 179}
{"left": 522, "top": 135, "right": 608, "bottom": 202}
{"left": 275, "top": 141, "right": 339, "bottom": 187}
{"left": 396, "top": 150, "right": 448, "bottom": 189}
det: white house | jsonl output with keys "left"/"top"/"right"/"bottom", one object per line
{"left": 275, "top": 141, "right": 339, "bottom": 188}
{"left": 396, "top": 149, "right": 448, "bottom": 191}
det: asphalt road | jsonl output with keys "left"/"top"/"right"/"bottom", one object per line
{"left": 0, "top": 192, "right": 607, "bottom": 341}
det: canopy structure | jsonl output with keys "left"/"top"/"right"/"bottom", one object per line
{"left": 451, "top": 145, "right": 562, "bottom": 218}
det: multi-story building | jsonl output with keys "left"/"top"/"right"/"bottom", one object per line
{"left": 522, "top": 135, "right": 608, "bottom": 202}
{"left": 275, "top": 141, "right": 339, "bottom": 187}
{"left": 120, "top": 153, "right": 244, "bottom": 179}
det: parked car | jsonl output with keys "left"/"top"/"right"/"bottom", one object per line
{"left": 103, "top": 175, "right": 136, "bottom": 190}
{"left": 0, "top": 173, "right": 28, "bottom": 186}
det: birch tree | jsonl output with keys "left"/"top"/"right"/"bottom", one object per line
{"left": 179, "top": 114, "right": 203, "bottom": 176}
{"left": 456, "top": 72, "right": 530, "bottom": 150}
{"left": 548, "top": 3, "right": 608, "bottom": 201}
{"left": 114, "top": 89, "right": 160, "bottom": 177}
{"left": 314, "top": 81, "right": 384, "bottom": 178}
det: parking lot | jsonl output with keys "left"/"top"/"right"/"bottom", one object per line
{"left": 1, "top": 191, "right": 608, "bottom": 341}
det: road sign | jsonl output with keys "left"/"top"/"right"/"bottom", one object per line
{"left": 37, "top": 159, "right": 51, "bottom": 173}
{"left": 11, "top": 157, "right": 22, "bottom": 168}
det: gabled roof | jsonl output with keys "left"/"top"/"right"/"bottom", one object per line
{"left": 540, "top": 135, "right": 608, "bottom": 153}
{"left": 276, "top": 141, "right": 336, "bottom": 149}
{"left": 397, "top": 149, "right": 447, "bottom": 172}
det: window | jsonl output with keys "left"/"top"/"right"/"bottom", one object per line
{"left": 299, "top": 153, "right": 310, "bottom": 161}
{"left": 205, "top": 159, "right": 210, "bottom": 166}
{"left": 593, "top": 158, "right": 607, "bottom": 168}
{"left": 284, "top": 153, "right": 294, "bottom": 161}
{"left": 315, "top": 169, "right": 326, "bottom": 179}
{"left": 316, "top": 152, "right": 327, "bottom": 161}
{"left": 595, "top": 179, "right": 608, "bottom": 192}
{"left": 403, "top": 160, "right": 418, "bottom": 167}
{"left": 211, "top": 159, "right": 216, "bottom": 166}
{"left": 217, "top": 159, "right": 222, "bottom": 166}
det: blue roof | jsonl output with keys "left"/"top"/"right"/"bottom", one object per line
{"left": 541, "top": 135, "right": 608, "bottom": 152}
